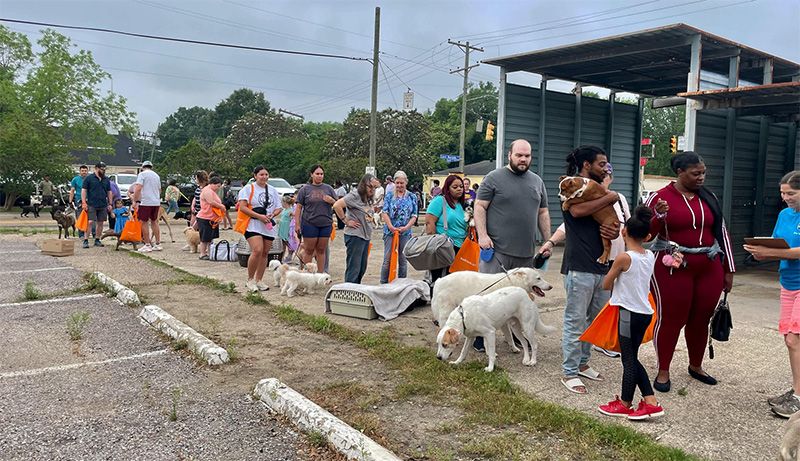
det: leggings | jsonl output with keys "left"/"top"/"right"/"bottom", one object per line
{"left": 619, "top": 307, "right": 654, "bottom": 403}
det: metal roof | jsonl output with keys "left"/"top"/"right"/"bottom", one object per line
{"left": 433, "top": 160, "right": 495, "bottom": 176}
{"left": 483, "top": 23, "right": 800, "bottom": 97}
{"left": 678, "top": 81, "right": 800, "bottom": 119}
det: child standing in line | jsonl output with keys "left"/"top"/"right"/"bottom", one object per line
{"left": 598, "top": 205, "right": 665, "bottom": 420}
{"left": 277, "top": 195, "right": 296, "bottom": 263}
{"left": 102, "top": 199, "right": 130, "bottom": 239}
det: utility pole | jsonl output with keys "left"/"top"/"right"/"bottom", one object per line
{"left": 278, "top": 108, "right": 304, "bottom": 120}
{"left": 369, "top": 7, "right": 380, "bottom": 170}
{"left": 448, "top": 40, "right": 483, "bottom": 172}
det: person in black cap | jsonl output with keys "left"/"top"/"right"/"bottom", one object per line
{"left": 80, "top": 162, "right": 113, "bottom": 248}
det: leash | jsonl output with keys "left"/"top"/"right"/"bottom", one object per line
{"left": 458, "top": 305, "right": 466, "bottom": 332}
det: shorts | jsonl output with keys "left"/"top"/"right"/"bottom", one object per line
{"left": 42, "top": 196, "right": 54, "bottom": 206}
{"left": 244, "top": 231, "right": 275, "bottom": 241}
{"left": 137, "top": 205, "right": 160, "bottom": 222}
{"left": 87, "top": 206, "right": 108, "bottom": 222}
{"left": 301, "top": 223, "right": 332, "bottom": 239}
{"left": 196, "top": 218, "right": 219, "bottom": 243}
{"left": 779, "top": 288, "right": 800, "bottom": 335}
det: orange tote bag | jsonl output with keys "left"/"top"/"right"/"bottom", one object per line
{"left": 579, "top": 293, "right": 658, "bottom": 353}
{"left": 120, "top": 211, "right": 142, "bottom": 243}
{"left": 233, "top": 186, "right": 255, "bottom": 235}
{"left": 449, "top": 228, "right": 480, "bottom": 273}
{"left": 75, "top": 210, "right": 89, "bottom": 233}
{"left": 388, "top": 231, "right": 399, "bottom": 282}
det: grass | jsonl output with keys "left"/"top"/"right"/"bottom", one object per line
{"left": 307, "top": 430, "right": 327, "bottom": 448}
{"left": 66, "top": 311, "right": 91, "bottom": 340}
{"left": 172, "top": 339, "right": 189, "bottom": 351}
{"left": 169, "top": 387, "right": 182, "bottom": 422}
{"left": 677, "top": 386, "right": 688, "bottom": 397}
{"left": 225, "top": 337, "right": 239, "bottom": 362}
{"left": 270, "top": 304, "right": 698, "bottom": 461}
{"left": 126, "top": 251, "right": 232, "bottom": 291}
{"left": 0, "top": 227, "right": 58, "bottom": 235}
{"left": 124, "top": 244, "right": 698, "bottom": 460}
{"left": 23, "top": 280, "right": 42, "bottom": 300}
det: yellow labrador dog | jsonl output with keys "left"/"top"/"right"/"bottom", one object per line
{"left": 436, "top": 287, "right": 557, "bottom": 372}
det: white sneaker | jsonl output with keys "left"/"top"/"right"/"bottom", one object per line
{"left": 245, "top": 280, "right": 259, "bottom": 293}
{"left": 138, "top": 244, "right": 153, "bottom": 253}
{"left": 152, "top": 244, "right": 163, "bottom": 251}
{"left": 256, "top": 282, "right": 270, "bottom": 291}
{"left": 592, "top": 345, "right": 621, "bottom": 358}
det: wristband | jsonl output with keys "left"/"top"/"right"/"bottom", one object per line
{"left": 546, "top": 240, "right": 555, "bottom": 247}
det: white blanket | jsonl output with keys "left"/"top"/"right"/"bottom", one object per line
{"left": 325, "top": 278, "right": 430, "bottom": 321}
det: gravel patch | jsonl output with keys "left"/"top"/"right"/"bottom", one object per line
{"left": 0, "top": 269, "right": 84, "bottom": 303}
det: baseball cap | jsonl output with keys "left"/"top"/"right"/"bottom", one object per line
{"left": 95, "top": 161, "right": 107, "bottom": 168}
{"left": 141, "top": 160, "right": 153, "bottom": 167}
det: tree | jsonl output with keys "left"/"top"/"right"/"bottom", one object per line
{"left": 0, "top": 27, "right": 136, "bottom": 208}
{"left": 428, "top": 81, "right": 498, "bottom": 165}
{"left": 156, "top": 106, "right": 215, "bottom": 156}
{"left": 160, "top": 139, "right": 214, "bottom": 177}
{"left": 248, "top": 137, "right": 323, "bottom": 185}
{"left": 212, "top": 88, "right": 272, "bottom": 138}
{"left": 223, "top": 112, "right": 304, "bottom": 169}
{"left": 642, "top": 99, "right": 684, "bottom": 177}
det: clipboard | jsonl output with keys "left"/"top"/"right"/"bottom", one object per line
{"left": 743, "top": 237, "right": 789, "bottom": 249}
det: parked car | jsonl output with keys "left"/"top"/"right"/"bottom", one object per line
{"left": 109, "top": 173, "right": 138, "bottom": 202}
{"left": 268, "top": 178, "right": 297, "bottom": 197}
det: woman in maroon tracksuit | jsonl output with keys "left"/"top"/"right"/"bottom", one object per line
{"left": 645, "top": 152, "right": 735, "bottom": 392}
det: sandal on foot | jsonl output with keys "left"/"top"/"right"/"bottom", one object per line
{"left": 578, "top": 366, "right": 604, "bottom": 382}
{"left": 561, "top": 377, "right": 588, "bottom": 394}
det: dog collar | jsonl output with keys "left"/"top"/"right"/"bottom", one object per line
{"left": 558, "top": 176, "right": 590, "bottom": 202}
{"left": 458, "top": 305, "right": 466, "bottom": 332}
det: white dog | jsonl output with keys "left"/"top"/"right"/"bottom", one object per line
{"left": 781, "top": 410, "right": 800, "bottom": 461}
{"left": 436, "top": 287, "right": 556, "bottom": 372}
{"left": 268, "top": 260, "right": 284, "bottom": 287}
{"left": 431, "top": 267, "right": 552, "bottom": 338}
{"left": 281, "top": 271, "right": 332, "bottom": 297}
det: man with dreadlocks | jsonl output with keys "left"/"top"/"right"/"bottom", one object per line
{"left": 559, "top": 145, "right": 622, "bottom": 395}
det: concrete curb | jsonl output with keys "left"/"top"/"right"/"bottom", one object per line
{"left": 139, "top": 304, "right": 229, "bottom": 366}
{"left": 91, "top": 271, "right": 141, "bottom": 306}
{"left": 254, "top": 378, "right": 401, "bottom": 461}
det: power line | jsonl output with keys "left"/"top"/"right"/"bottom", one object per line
{"left": 378, "top": 61, "right": 399, "bottom": 108}
{"left": 0, "top": 18, "right": 371, "bottom": 62}
{"left": 221, "top": 0, "right": 430, "bottom": 52}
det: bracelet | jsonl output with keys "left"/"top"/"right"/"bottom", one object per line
{"left": 545, "top": 239, "right": 555, "bottom": 247}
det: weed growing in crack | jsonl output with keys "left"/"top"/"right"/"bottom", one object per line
{"left": 169, "top": 387, "right": 183, "bottom": 422}
{"left": 307, "top": 430, "right": 327, "bottom": 448}
{"left": 66, "top": 311, "right": 91, "bottom": 340}
{"left": 172, "top": 339, "right": 189, "bottom": 351}
{"left": 226, "top": 337, "right": 239, "bottom": 362}
{"left": 23, "top": 280, "right": 42, "bottom": 300}
{"left": 677, "top": 386, "right": 688, "bottom": 397}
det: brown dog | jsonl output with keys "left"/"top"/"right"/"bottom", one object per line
{"left": 558, "top": 176, "right": 618, "bottom": 264}
{"left": 51, "top": 206, "right": 76, "bottom": 239}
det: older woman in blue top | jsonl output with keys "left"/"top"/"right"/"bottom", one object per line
{"left": 380, "top": 170, "right": 418, "bottom": 283}
{"left": 745, "top": 170, "right": 800, "bottom": 418}
{"left": 426, "top": 175, "right": 468, "bottom": 290}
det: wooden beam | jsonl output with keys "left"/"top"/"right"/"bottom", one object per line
{"left": 495, "top": 67, "right": 507, "bottom": 169}
{"left": 652, "top": 97, "right": 686, "bottom": 108}
{"left": 684, "top": 34, "right": 702, "bottom": 151}
{"left": 538, "top": 78, "right": 547, "bottom": 177}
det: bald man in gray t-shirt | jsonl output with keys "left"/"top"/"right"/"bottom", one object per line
{"left": 474, "top": 139, "right": 552, "bottom": 273}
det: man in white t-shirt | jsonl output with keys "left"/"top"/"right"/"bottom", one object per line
{"left": 132, "top": 161, "right": 162, "bottom": 252}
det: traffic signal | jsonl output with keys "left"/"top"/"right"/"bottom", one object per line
{"left": 485, "top": 121, "right": 495, "bottom": 142}
{"left": 669, "top": 136, "right": 677, "bottom": 154}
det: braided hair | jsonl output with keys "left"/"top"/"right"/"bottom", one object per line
{"left": 565, "top": 145, "right": 606, "bottom": 176}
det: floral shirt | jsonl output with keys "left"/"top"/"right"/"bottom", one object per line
{"left": 382, "top": 191, "right": 418, "bottom": 236}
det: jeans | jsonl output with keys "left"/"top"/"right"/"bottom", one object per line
{"left": 344, "top": 235, "right": 370, "bottom": 284}
{"left": 166, "top": 199, "right": 178, "bottom": 214}
{"left": 562, "top": 270, "right": 610, "bottom": 377}
{"left": 380, "top": 232, "right": 411, "bottom": 283}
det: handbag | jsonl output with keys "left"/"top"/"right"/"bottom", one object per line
{"left": 233, "top": 185, "right": 255, "bottom": 235}
{"left": 403, "top": 198, "right": 455, "bottom": 270}
{"left": 75, "top": 209, "right": 89, "bottom": 233}
{"left": 579, "top": 294, "right": 658, "bottom": 353}
{"left": 119, "top": 211, "right": 142, "bottom": 243}
{"left": 708, "top": 292, "right": 733, "bottom": 359}
{"left": 209, "top": 239, "right": 237, "bottom": 261}
{"left": 449, "top": 227, "right": 480, "bottom": 272}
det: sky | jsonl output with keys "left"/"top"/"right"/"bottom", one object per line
{"left": 1, "top": 0, "right": 798, "bottom": 133}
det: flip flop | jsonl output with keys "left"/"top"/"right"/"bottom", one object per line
{"left": 578, "top": 367, "right": 604, "bottom": 382}
{"left": 561, "top": 377, "right": 588, "bottom": 394}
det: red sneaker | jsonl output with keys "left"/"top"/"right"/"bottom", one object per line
{"left": 627, "top": 400, "right": 665, "bottom": 420}
{"left": 598, "top": 396, "right": 633, "bottom": 417}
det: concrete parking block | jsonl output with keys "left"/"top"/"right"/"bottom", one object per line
{"left": 255, "top": 378, "right": 402, "bottom": 461}
{"left": 139, "top": 304, "right": 229, "bottom": 365}
{"left": 91, "top": 271, "right": 140, "bottom": 306}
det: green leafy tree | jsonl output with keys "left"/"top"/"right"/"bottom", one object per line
{"left": 212, "top": 88, "right": 271, "bottom": 138}
{"left": 0, "top": 27, "right": 136, "bottom": 208}
{"left": 642, "top": 99, "right": 684, "bottom": 176}
{"left": 223, "top": 112, "right": 304, "bottom": 169}
{"left": 156, "top": 106, "right": 215, "bottom": 156}
{"left": 248, "top": 137, "right": 323, "bottom": 185}
{"left": 428, "top": 81, "right": 498, "bottom": 165}
{"left": 160, "top": 139, "right": 214, "bottom": 177}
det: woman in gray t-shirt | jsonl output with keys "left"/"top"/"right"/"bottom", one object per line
{"left": 294, "top": 165, "right": 337, "bottom": 273}
{"left": 333, "top": 174, "right": 376, "bottom": 284}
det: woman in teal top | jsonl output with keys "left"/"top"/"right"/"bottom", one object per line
{"left": 426, "top": 174, "right": 468, "bottom": 290}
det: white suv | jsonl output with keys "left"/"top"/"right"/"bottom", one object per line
{"left": 268, "top": 178, "right": 296, "bottom": 197}
{"left": 109, "top": 173, "right": 138, "bottom": 201}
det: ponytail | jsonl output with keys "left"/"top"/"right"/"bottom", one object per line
{"left": 565, "top": 145, "right": 606, "bottom": 176}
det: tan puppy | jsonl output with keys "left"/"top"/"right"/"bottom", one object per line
{"left": 558, "top": 176, "right": 618, "bottom": 264}
{"left": 780, "top": 410, "right": 800, "bottom": 461}
{"left": 183, "top": 227, "right": 200, "bottom": 253}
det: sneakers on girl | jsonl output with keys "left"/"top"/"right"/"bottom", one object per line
{"left": 627, "top": 400, "right": 665, "bottom": 420}
{"left": 598, "top": 397, "right": 633, "bottom": 417}
{"left": 245, "top": 280, "right": 259, "bottom": 293}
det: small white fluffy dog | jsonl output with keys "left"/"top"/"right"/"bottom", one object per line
{"left": 281, "top": 271, "right": 332, "bottom": 297}
{"left": 271, "top": 262, "right": 316, "bottom": 288}
{"left": 431, "top": 267, "right": 553, "bottom": 329}
{"left": 436, "top": 286, "right": 556, "bottom": 372}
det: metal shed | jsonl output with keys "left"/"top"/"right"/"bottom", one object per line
{"left": 484, "top": 23, "right": 800, "bottom": 264}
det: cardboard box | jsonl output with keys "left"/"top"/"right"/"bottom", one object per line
{"left": 41, "top": 239, "right": 75, "bottom": 257}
